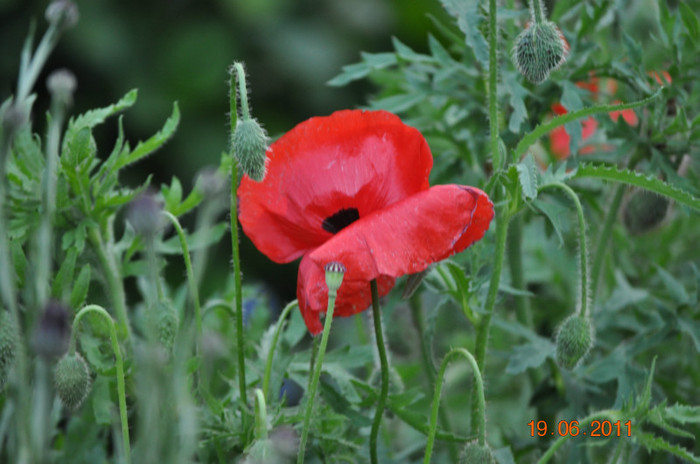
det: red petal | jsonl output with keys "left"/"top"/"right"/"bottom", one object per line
{"left": 238, "top": 110, "right": 433, "bottom": 263}
{"left": 549, "top": 117, "right": 598, "bottom": 159}
{"left": 609, "top": 101, "right": 638, "bottom": 126}
{"left": 297, "top": 185, "right": 493, "bottom": 334}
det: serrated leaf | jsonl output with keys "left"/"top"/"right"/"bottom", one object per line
{"left": 369, "top": 93, "right": 425, "bottom": 113}
{"left": 70, "top": 264, "right": 91, "bottom": 309}
{"left": 515, "top": 154, "right": 539, "bottom": 200}
{"left": 636, "top": 432, "right": 700, "bottom": 463}
{"left": 359, "top": 51, "right": 398, "bottom": 69}
{"left": 327, "top": 62, "right": 371, "bottom": 87}
{"left": 573, "top": 163, "right": 700, "bottom": 212}
{"left": 503, "top": 72, "right": 530, "bottom": 133}
{"left": 112, "top": 102, "right": 179, "bottom": 170}
{"left": 64, "top": 90, "right": 137, "bottom": 146}
{"left": 52, "top": 248, "right": 78, "bottom": 299}
{"left": 162, "top": 176, "right": 183, "bottom": 213}
{"left": 440, "top": 0, "right": 489, "bottom": 68}
{"left": 505, "top": 338, "right": 555, "bottom": 374}
{"left": 531, "top": 198, "right": 568, "bottom": 247}
{"left": 664, "top": 403, "right": 700, "bottom": 424}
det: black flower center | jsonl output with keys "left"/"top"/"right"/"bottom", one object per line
{"left": 322, "top": 208, "right": 360, "bottom": 234}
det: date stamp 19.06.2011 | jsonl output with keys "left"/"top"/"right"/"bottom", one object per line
{"left": 528, "top": 420, "right": 632, "bottom": 438}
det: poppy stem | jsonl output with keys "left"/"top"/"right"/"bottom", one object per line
{"left": 262, "top": 300, "right": 298, "bottom": 401}
{"left": 369, "top": 279, "right": 389, "bottom": 464}
{"left": 297, "top": 287, "right": 337, "bottom": 464}
{"left": 424, "top": 348, "right": 486, "bottom": 464}
{"left": 530, "top": 0, "right": 545, "bottom": 25}
{"left": 487, "top": 0, "right": 501, "bottom": 171}
{"left": 232, "top": 62, "right": 250, "bottom": 120}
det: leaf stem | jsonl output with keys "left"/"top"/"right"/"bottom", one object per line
{"left": 424, "top": 348, "right": 485, "bottom": 464}
{"left": 297, "top": 287, "right": 337, "bottom": 463}
{"left": 369, "top": 279, "right": 389, "bottom": 464}
{"left": 70, "top": 304, "right": 131, "bottom": 464}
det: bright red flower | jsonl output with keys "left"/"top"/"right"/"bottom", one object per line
{"left": 238, "top": 110, "right": 494, "bottom": 334}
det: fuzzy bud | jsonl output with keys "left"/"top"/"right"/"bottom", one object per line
{"left": 555, "top": 314, "right": 593, "bottom": 370}
{"left": 0, "top": 311, "right": 20, "bottom": 389}
{"left": 47, "top": 69, "right": 77, "bottom": 107}
{"left": 32, "top": 300, "right": 71, "bottom": 360}
{"left": 513, "top": 21, "right": 568, "bottom": 84}
{"left": 195, "top": 166, "right": 227, "bottom": 198}
{"left": 54, "top": 352, "right": 91, "bottom": 409}
{"left": 460, "top": 441, "right": 496, "bottom": 464}
{"left": 622, "top": 190, "right": 669, "bottom": 235}
{"left": 127, "top": 191, "right": 164, "bottom": 238}
{"left": 45, "top": 0, "right": 79, "bottom": 29}
{"left": 233, "top": 118, "right": 269, "bottom": 182}
{"left": 146, "top": 301, "right": 179, "bottom": 349}
{"left": 324, "top": 261, "right": 346, "bottom": 295}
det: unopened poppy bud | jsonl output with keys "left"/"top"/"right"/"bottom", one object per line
{"left": 513, "top": 21, "right": 568, "bottom": 84}
{"left": 47, "top": 69, "right": 77, "bottom": 107}
{"left": 54, "top": 352, "right": 91, "bottom": 409}
{"left": 1, "top": 103, "right": 29, "bottom": 137}
{"left": 32, "top": 300, "right": 71, "bottom": 360}
{"left": 146, "top": 301, "right": 179, "bottom": 349}
{"left": 127, "top": 191, "right": 164, "bottom": 238}
{"left": 0, "top": 311, "right": 20, "bottom": 389}
{"left": 195, "top": 166, "right": 227, "bottom": 198}
{"left": 324, "top": 262, "right": 346, "bottom": 295}
{"left": 233, "top": 118, "right": 269, "bottom": 182}
{"left": 45, "top": 0, "right": 79, "bottom": 29}
{"left": 460, "top": 441, "right": 496, "bottom": 464}
{"left": 555, "top": 314, "right": 593, "bottom": 370}
{"left": 622, "top": 189, "right": 669, "bottom": 235}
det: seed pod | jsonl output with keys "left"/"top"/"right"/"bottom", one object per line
{"left": 460, "top": 441, "right": 496, "bottom": 464}
{"left": 54, "top": 352, "right": 91, "bottom": 409}
{"left": 233, "top": 118, "right": 269, "bottom": 182}
{"left": 513, "top": 21, "right": 568, "bottom": 84}
{"left": 622, "top": 189, "right": 670, "bottom": 235}
{"left": 555, "top": 314, "right": 593, "bottom": 370}
{"left": 32, "top": 300, "right": 71, "bottom": 360}
{"left": 0, "top": 311, "right": 20, "bottom": 389}
{"left": 146, "top": 301, "right": 179, "bottom": 349}
{"left": 324, "top": 261, "right": 346, "bottom": 295}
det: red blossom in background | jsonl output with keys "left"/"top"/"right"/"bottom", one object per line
{"left": 238, "top": 110, "right": 494, "bottom": 334}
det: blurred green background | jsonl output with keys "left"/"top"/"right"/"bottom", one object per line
{"left": 0, "top": 0, "right": 451, "bottom": 304}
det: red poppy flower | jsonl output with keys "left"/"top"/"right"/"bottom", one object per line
{"left": 238, "top": 110, "right": 494, "bottom": 334}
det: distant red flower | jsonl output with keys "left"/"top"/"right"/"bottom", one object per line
{"left": 238, "top": 110, "right": 494, "bottom": 334}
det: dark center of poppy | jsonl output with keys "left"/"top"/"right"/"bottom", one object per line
{"left": 322, "top": 208, "right": 359, "bottom": 234}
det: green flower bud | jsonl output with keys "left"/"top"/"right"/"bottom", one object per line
{"left": 47, "top": 69, "right": 77, "bottom": 107}
{"left": 54, "top": 352, "right": 91, "bottom": 409}
{"left": 460, "top": 441, "right": 496, "bottom": 464}
{"left": 127, "top": 191, "right": 164, "bottom": 238}
{"left": 146, "top": 301, "right": 179, "bottom": 349}
{"left": 622, "top": 189, "right": 669, "bottom": 235}
{"left": 555, "top": 314, "right": 593, "bottom": 370}
{"left": 324, "top": 261, "right": 346, "bottom": 295}
{"left": 32, "top": 300, "right": 71, "bottom": 360}
{"left": 45, "top": 0, "right": 79, "bottom": 29}
{"left": 513, "top": 21, "right": 568, "bottom": 84}
{"left": 233, "top": 118, "right": 269, "bottom": 182}
{"left": 0, "top": 311, "right": 20, "bottom": 389}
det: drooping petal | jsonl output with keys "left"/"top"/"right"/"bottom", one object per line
{"left": 297, "top": 185, "right": 493, "bottom": 334}
{"left": 238, "top": 109, "right": 433, "bottom": 263}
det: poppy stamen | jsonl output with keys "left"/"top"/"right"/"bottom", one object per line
{"left": 322, "top": 208, "right": 359, "bottom": 234}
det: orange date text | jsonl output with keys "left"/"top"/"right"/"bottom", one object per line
{"left": 527, "top": 420, "right": 632, "bottom": 437}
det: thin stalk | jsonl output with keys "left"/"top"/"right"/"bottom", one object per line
{"left": 297, "top": 288, "right": 338, "bottom": 463}
{"left": 162, "top": 211, "right": 202, "bottom": 344}
{"left": 540, "top": 182, "right": 589, "bottom": 317}
{"left": 145, "top": 240, "right": 163, "bottom": 303}
{"left": 16, "top": 24, "right": 59, "bottom": 104}
{"left": 488, "top": 0, "right": 501, "bottom": 171}
{"left": 70, "top": 304, "right": 131, "bottom": 464}
{"left": 262, "top": 300, "right": 298, "bottom": 401}
{"left": 424, "top": 348, "right": 485, "bottom": 464}
{"left": 369, "top": 280, "right": 389, "bottom": 464}
{"left": 87, "top": 225, "right": 131, "bottom": 338}
{"left": 253, "top": 389, "right": 268, "bottom": 441}
{"left": 507, "top": 213, "right": 533, "bottom": 328}
{"left": 530, "top": 0, "right": 545, "bottom": 24}
{"left": 233, "top": 63, "right": 250, "bottom": 120}
{"left": 590, "top": 183, "right": 624, "bottom": 300}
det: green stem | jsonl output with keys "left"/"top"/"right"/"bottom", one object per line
{"left": 540, "top": 182, "right": 589, "bottom": 317}
{"left": 17, "top": 24, "right": 59, "bottom": 104}
{"left": 262, "top": 300, "right": 298, "bottom": 401}
{"left": 145, "top": 240, "right": 164, "bottom": 303}
{"left": 297, "top": 290, "right": 338, "bottom": 464}
{"left": 507, "top": 214, "right": 533, "bottom": 328}
{"left": 590, "top": 183, "right": 624, "bottom": 300}
{"left": 472, "top": 193, "right": 509, "bottom": 427}
{"left": 253, "top": 389, "right": 268, "bottom": 441}
{"left": 70, "top": 304, "right": 131, "bottom": 464}
{"left": 162, "top": 211, "right": 202, "bottom": 344}
{"left": 488, "top": 0, "right": 500, "bottom": 171}
{"left": 530, "top": 0, "right": 545, "bottom": 24}
{"left": 87, "top": 224, "right": 130, "bottom": 339}
{"left": 369, "top": 280, "right": 389, "bottom": 464}
{"left": 230, "top": 156, "right": 248, "bottom": 421}
{"left": 233, "top": 62, "right": 250, "bottom": 120}
{"left": 424, "top": 348, "right": 485, "bottom": 464}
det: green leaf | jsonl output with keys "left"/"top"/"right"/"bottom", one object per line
{"left": 112, "top": 102, "right": 180, "bottom": 170}
{"left": 515, "top": 154, "right": 539, "bottom": 200}
{"left": 63, "top": 90, "right": 137, "bottom": 146}
{"left": 573, "top": 163, "right": 700, "bottom": 212}
{"left": 531, "top": 198, "right": 568, "bottom": 247}
{"left": 677, "top": 317, "right": 700, "bottom": 353}
{"left": 439, "top": 0, "right": 489, "bottom": 68}
{"left": 560, "top": 82, "right": 584, "bottom": 156}
{"left": 162, "top": 176, "right": 183, "bottom": 213}
{"left": 505, "top": 338, "right": 556, "bottom": 374}
{"left": 655, "top": 266, "right": 690, "bottom": 304}
{"left": 680, "top": 2, "right": 700, "bottom": 41}
{"left": 91, "top": 376, "right": 113, "bottom": 426}
{"left": 392, "top": 37, "right": 434, "bottom": 63}
{"left": 503, "top": 72, "right": 529, "bottom": 133}
{"left": 663, "top": 403, "right": 700, "bottom": 424}
{"left": 10, "top": 241, "right": 27, "bottom": 288}
{"left": 156, "top": 222, "right": 227, "bottom": 255}
{"left": 636, "top": 432, "right": 700, "bottom": 463}
{"left": 369, "top": 93, "right": 425, "bottom": 113}
{"left": 327, "top": 62, "right": 372, "bottom": 87}
{"left": 70, "top": 264, "right": 91, "bottom": 309}
{"left": 52, "top": 248, "right": 78, "bottom": 300}
{"left": 513, "top": 89, "right": 663, "bottom": 161}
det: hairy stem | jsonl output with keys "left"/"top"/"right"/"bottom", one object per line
{"left": 262, "top": 300, "right": 298, "bottom": 401}
{"left": 369, "top": 280, "right": 389, "bottom": 464}
{"left": 488, "top": 0, "right": 501, "bottom": 171}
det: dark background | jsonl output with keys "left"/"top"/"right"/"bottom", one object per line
{"left": 0, "top": 0, "right": 450, "bottom": 304}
